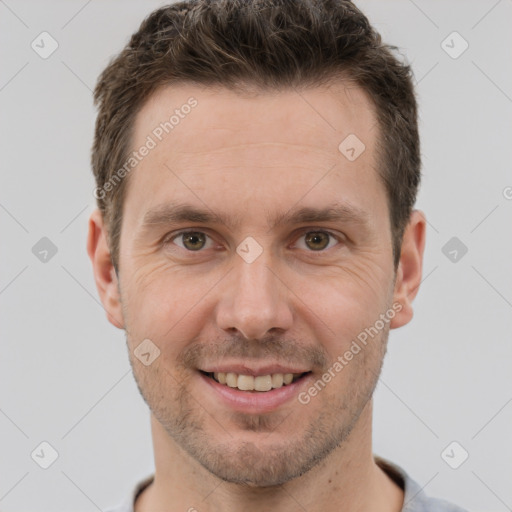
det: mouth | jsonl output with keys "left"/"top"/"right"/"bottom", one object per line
{"left": 200, "top": 370, "right": 311, "bottom": 392}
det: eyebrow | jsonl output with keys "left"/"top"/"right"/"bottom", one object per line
{"left": 140, "top": 201, "right": 371, "bottom": 233}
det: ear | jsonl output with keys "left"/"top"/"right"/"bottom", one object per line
{"left": 390, "top": 209, "right": 426, "bottom": 329}
{"left": 86, "top": 209, "right": 124, "bottom": 329}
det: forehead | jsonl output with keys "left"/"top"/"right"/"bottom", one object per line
{"left": 123, "top": 81, "right": 384, "bottom": 231}
{"left": 133, "top": 81, "right": 377, "bottom": 155}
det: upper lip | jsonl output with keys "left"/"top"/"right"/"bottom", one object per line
{"left": 199, "top": 363, "right": 310, "bottom": 376}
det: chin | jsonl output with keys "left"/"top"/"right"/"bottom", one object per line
{"left": 175, "top": 418, "right": 348, "bottom": 488}
{"left": 196, "top": 441, "right": 319, "bottom": 487}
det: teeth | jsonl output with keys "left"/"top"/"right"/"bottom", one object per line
{"left": 283, "top": 373, "right": 293, "bottom": 385}
{"left": 211, "top": 371, "right": 303, "bottom": 391}
{"left": 271, "top": 373, "right": 284, "bottom": 388}
{"left": 238, "top": 374, "right": 255, "bottom": 391}
{"left": 254, "top": 375, "right": 272, "bottom": 392}
{"left": 226, "top": 372, "right": 238, "bottom": 388}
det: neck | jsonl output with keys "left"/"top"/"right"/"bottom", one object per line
{"left": 135, "top": 400, "right": 403, "bottom": 512}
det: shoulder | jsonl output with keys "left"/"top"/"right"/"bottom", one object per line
{"left": 104, "top": 474, "right": 155, "bottom": 512}
{"left": 374, "top": 456, "right": 469, "bottom": 512}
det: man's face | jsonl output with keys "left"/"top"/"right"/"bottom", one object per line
{"left": 115, "top": 83, "right": 400, "bottom": 486}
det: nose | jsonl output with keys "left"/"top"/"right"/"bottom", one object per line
{"left": 215, "top": 252, "right": 293, "bottom": 340}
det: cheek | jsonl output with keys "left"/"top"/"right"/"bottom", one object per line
{"left": 130, "top": 357, "right": 186, "bottom": 427}
{"left": 294, "top": 261, "right": 391, "bottom": 345}
{"left": 121, "top": 261, "right": 218, "bottom": 353}
{"left": 121, "top": 243, "right": 392, "bottom": 358}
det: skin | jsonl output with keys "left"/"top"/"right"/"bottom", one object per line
{"left": 87, "top": 81, "right": 426, "bottom": 512}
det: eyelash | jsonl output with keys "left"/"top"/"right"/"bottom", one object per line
{"left": 162, "top": 229, "right": 344, "bottom": 255}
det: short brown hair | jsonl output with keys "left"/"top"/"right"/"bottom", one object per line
{"left": 92, "top": 0, "right": 420, "bottom": 272}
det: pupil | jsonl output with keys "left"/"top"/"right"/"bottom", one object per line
{"left": 306, "top": 232, "right": 328, "bottom": 250}
{"left": 183, "top": 232, "right": 205, "bottom": 250}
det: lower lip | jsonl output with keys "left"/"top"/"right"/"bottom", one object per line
{"left": 199, "top": 372, "right": 312, "bottom": 414}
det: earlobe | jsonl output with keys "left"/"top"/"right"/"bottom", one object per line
{"left": 86, "top": 209, "right": 124, "bottom": 330}
{"left": 389, "top": 210, "right": 426, "bottom": 330}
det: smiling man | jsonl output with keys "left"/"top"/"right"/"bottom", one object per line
{"left": 87, "top": 1, "right": 467, "bottom": 511}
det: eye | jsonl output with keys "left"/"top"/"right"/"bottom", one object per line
{"left": 163, "top": 229, "right": 343, "bottom": 255}
{"left": 294, "top": 230, "right": 341, "bottom": 252}
{"left": 168, "top": 231, "right": 214, "bottom": 251}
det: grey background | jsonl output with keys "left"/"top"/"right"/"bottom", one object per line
{"left": 1, "top": 0, "right": 511, "bottom": 510}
